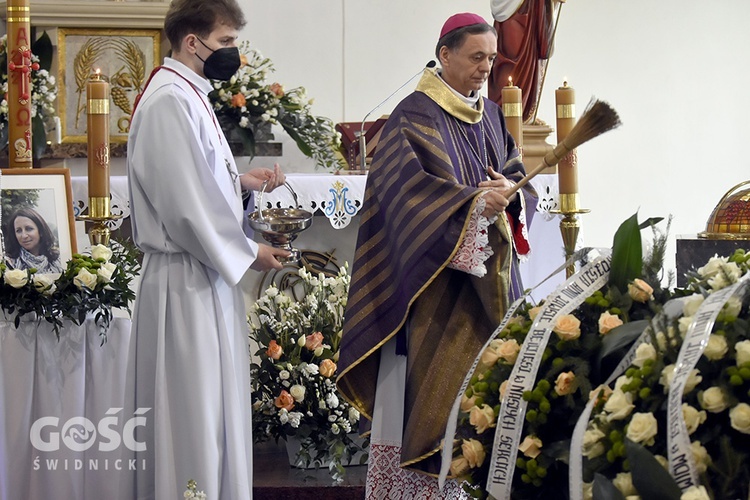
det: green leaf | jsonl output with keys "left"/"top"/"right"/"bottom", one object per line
{"left": 592, "top": 472, "right": 626, "bottom": 500}
{"left": 236, "top": 126, "right": 256, "bottom": 157}
{"left": 32, "top": 31, "right": 53, "bottom": 72}
{"left": 609, "top": 213, "right": 642, "bottom": 291}
{"left": 281, "top": 122, "right": 313, "bottom": 157}
{"left": 597, "top": 320, "right": 649, "bottom": 368}
{"left": 638, "top": 217, "right": 664, "bottom": 230}
{"left": 625, "top": 439, "right": 682, "bottom": 500}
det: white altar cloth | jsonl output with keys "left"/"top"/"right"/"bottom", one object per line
{"left": 254, "top": 173, "right": 366, "bottom": 229}
{"left": 0, "top": 317, "right": 135, "bottom": 500}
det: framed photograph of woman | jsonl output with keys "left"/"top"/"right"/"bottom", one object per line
{"left": 0, "top": 169, "right": 77, "bottom": 274}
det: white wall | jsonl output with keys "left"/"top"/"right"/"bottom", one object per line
{"left": 240, "top": 0, "right": 750, "bottom": 279}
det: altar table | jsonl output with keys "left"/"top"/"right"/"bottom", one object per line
{"left": 0, "top": 317, "right": 135, "bottom": 500}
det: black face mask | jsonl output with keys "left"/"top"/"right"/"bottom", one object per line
{"left": 196, "top": 38, "right": 241, "bottom": 81}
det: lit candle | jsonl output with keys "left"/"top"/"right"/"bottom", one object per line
{"left": 501, "top": 76, "right": 523, "bottom": 153}
{"left": 6, "top": 0, "right": 34, "bottom": 168}
{"left": 555, "top": 80, "right": 577, "bottom": 195}
{"left": 87, "top": 70, "right": 110, "bottom": 216}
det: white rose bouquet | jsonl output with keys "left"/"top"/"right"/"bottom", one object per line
{"left": 0, "top": 240, "right": 140, "bottom": 343}
{"left": 248, "top": 262, "right": 367, "bottom": 482}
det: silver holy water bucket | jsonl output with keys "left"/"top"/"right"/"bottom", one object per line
{"left": 247, "top": 181, "right": 313, "bottom": 264}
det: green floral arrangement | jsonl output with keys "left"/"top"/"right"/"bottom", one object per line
{"left": 0, "top": 32, "right": 57, "bottom": 159}
{"left": 580, "top": 249, "right": 750, "bottom": 500}
{"left": 0, "top": 241, "right": 140, "bottom": 342}
{"left": 249, "top": 263, "right": 367, "bottom": 482}
{"left": 450, "top": 214, "right": 672, "bottom": 499}
{"left": 208, "top": 41, "right": 345, "bottom": 172}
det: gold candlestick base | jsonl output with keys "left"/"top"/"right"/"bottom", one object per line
{"left": 550, "top": 193, "right": 590, "bottom": 278}
{"left": 76, "top": 197, "right": 122, "bottom": 247}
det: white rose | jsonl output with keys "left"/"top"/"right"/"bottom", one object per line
{"left": 348, "top": 407, "right": 360, "bottom": 423}
{"left": 703, "top": 334, "right": 728, "bottom": 361}
{"left": 682, "top": 294, "right": 704, "bottom": 317}
{"left": 326, "top": 392, "right": 339, "bottom": 409}
{"left": 632, "top": 342, "right": 657, "bottom": 368}
{"left": 604, "top": 390, "right": 635, "bottom": 421}
{"left": 690, "top": 441, "right": 709, "bottom": 474}
{"left": 289, "top": 384, "right": 306, "bottom": 402}
{"left": 614, "top": 375, "right": 632, "bottom": 392}
{"left": 32, "top": 274, "right": 56, "bottom": 295}
{"left": 626, "top": 412, "right": 658, "bottom": 446}
{"left": 698, "top": 387, "right": 729, "bottom": 413}
{"left": 612, "top": 472, "right": 637, "bottom": 497}
{"left": 682, "top": 404, "right": 707, "bottom": 435}
{"left": 660, "top": 365, "right": 702, "bottom": 394}
{"left": 3, "top": 268, "right": 28, "bottom": 288}
{"left": 681, "top": 485, "right": 710, "bottom": 500}
{"left": 729, "top": 403, "right": 750, "bottom": 434}
{"left": 91, "top": 244, "right": 113, "bottom": 262}
{"left": 97, "top": 262, "right": 117, "bottom": 284}
{"left": 723, "top": 296, "right": 743, "bottom": 318}
{"left": 736, "top": 340, "right": 750, "bottom": 366}
{"left": 279, "top": 370, "right": 290, "bottom": 380}
{"left": 582, "top": 427, "right": 606, "bottom": 458}
{"left": 698, "top": 255, "right": 726, "bottom": 278}
{"left": 73, "top": 268, "right": 98, "bottom": 290}
{"left": 678, "top": 316, "right": 693, "bottom": 337}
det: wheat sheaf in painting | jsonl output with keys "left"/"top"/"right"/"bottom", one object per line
{"left": 57, "top": 28, "right": 160, "bottom": 143}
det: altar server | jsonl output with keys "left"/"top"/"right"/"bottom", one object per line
{"left": 126, "top": 0, "right": 288, "bottom": 498}
{"left": 337, "top": 13, "right": 536, "bottom": 497}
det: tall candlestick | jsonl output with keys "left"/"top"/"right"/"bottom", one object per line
{"left": 6, "top": 0, "right": 34, "bottom": 168}
{"left": 502, "top": 76, "right": 523, "bottom": 154}
{"left": 87, "top": 70, "right": 110, "bottom": 217}
{"left": 555, "top": 80, "right": 577, "bottom": 196}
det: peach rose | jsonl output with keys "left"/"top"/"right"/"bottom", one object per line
{"left": 239, "top": 54, "right": 249, "bottom": 67}
{"left": 553, "top": 314, "right": 581, "bottom": 341}
{"left": 231, "top": 92, "right": 246, "bottom": 108}
{"left": 598, "top": 311, "right": 624, "bottom": 335}
{"left": 479, "top": 339, "right": 504, "bottom": 369}
{"left": 266, "top": 340, "right": 283, "bottom": 360}
{"left": 628, "top": 278, "right": 653, "bottom": 303}
{"left": 461, "top": 394, "right": 478, "bottom": 412}
{"left": 270, "top": 82, "right": 285, "bottom": 97}
{"left": 518, "top": 435, "right": 542, "bottom": 459}
{"left": 274, "top": 390, "right": 294, "bottom": 411}
{"left": 499, "top": 380, "right": 509, "bottom": 398}
{"left": 528, "top": 306, "right": 542, "bottom": 320}
{"left": 554, "top": 371, "right": 576, "bottom": 396}
{"left": 498, "top": 339, "right": 521, "bottom": 364}
{"left": 450, "top": 456, "right": 470, "bottom": 476}
{"left": 461, "top": 439, "right": 486, "bottom": 468}
{"left": 305, "top": 332, "right": 324, "bottom": 351}
{"left": 319, "top": 359, "right": 337, "bottom": 378}
{"left": 469, "top": 404, "right": 496, "bottom": 434}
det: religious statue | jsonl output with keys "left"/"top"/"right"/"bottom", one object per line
{"left": 489, "top": 0, "right": 565, "bottom": 123}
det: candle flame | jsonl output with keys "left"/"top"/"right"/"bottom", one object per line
{"left": 562, "top": 77, "right": 568, "bottom": 87}
{"left": 508, "top": 76, "right": 513, "bottom": 86}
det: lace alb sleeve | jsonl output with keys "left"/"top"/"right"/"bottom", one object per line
{"left": 448, "top": 193, "right": 497, "bottom": 278}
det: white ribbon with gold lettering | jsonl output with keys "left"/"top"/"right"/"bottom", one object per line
{"left": 487, "top": 254, "right": 612, "bottom": 500}
{"left": 667, "top": 275, "right": 750, "bottom": 491}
